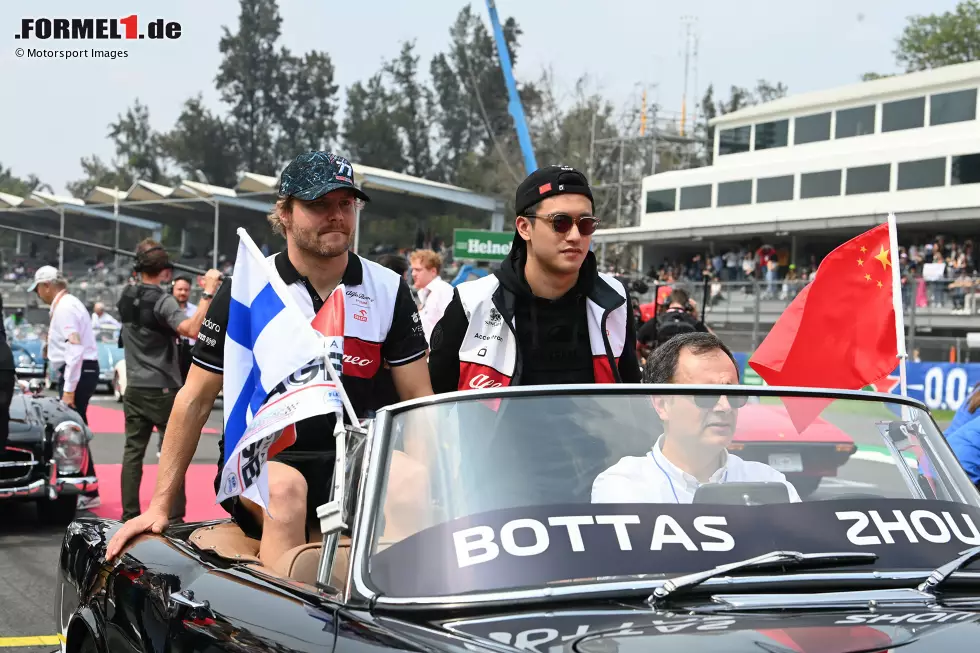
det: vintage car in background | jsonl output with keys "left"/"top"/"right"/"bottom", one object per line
{"left": 2, "top": 379, "right": 96, "bottom": 524}
{"left": 56, "top": 385, "right": 980, "bottom": 652}
{"left": 43, "top": 325, "right": 123, "bottom": 394}
{"left": 95, "top": 325, "right": 123, "bottom": 392}
{"left": 10, "top": 323, "right": 46, "bottom": 379}
{"left": 732, "top": 402, "right": 857, "bottom": 498}
{"left": 114, "top": 355, "right": 222, "bottom": 402}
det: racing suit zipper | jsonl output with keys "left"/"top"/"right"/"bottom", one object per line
{"left": 599, "top": 301, "right": 624, "bottom": 383}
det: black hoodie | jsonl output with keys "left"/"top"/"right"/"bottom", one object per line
{"left": 494, "top": 248, "right": 595, "bottom": 386}
{"left": 428, "top": 248, "right": 641, "bottom": 393}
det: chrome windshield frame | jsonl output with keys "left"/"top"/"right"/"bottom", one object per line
{"left": 344, "top": 383, "right": 964, "bottom": 608}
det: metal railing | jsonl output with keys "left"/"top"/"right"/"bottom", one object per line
{"left": 634, "top": 275, "right": 980, "bottom": 359}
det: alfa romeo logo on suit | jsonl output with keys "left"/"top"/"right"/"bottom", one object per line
{"left": 343, "top": 355, "right": 372, "bottom": 367}
{"left": 469, "top": 373, "right": 503, "bottom": 389}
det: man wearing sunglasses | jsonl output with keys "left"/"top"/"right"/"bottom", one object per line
{"left": 591, "top": 332, "right": 801, "bottom": 503}
{"left": 428, "top": 165, "right": 641, "bottom": 392}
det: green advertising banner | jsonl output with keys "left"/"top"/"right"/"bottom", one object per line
{"left": 453, "top": 229, "right": 513, "bottom": 262}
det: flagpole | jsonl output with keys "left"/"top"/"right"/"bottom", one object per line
{"left": 886, "top": 213, "right": 909, "bottom": 400}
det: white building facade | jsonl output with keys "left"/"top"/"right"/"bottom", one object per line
{"left": 595, "top": 61, "right": 980, "bottom": 267}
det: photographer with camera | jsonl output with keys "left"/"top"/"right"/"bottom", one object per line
{"left": 636, "top": 288, "right": 708, "bottom": 356}
{"left": 117, "top": 240, "right": 221, "bottom": 524}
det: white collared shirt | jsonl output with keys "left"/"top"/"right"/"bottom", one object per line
{"left": 591, "top": 434, "right": 802, "bottom": 504}
{"left": 417, "top": 275, "right": 454, "bottom": 344}
{"left": 49, "top": 292, "right": 99, "bottom": 392}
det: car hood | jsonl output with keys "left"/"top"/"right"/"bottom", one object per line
{"left": 6, "top": 394, "right": 36, "bottom": 434}
{"left": 411, "top": 605, "right": 980, "bottom": 653}
{"left": 97, "top": 342, "right": 123, "bottom": 368}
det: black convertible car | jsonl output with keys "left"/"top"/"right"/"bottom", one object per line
{"left": 56, "top": 385, "right": 980, "bottom": 652}
{"left": 3, "top": 379, "right": 97, "bottom": 524}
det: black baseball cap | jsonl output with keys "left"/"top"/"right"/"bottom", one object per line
{"left": 511, "top": 165, "right": 595, "bottom": 251}
{"left": 515, "top": 165, "right": 594, "bottom": 217}
{"left": 278, "top": 151, "right": 371, "bottom": 203}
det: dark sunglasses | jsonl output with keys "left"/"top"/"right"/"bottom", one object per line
{"left": 525, "top": 213, "right": 601, "bottom": 236}
{"left": 692, "top": 394, "right": 748, "bottom": 410}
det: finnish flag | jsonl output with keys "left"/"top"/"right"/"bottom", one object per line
{"left": 216, "top": 229, "right": 344, "bottom": 511}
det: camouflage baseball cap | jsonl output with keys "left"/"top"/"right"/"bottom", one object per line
{"left": 278, "top": 151, "right": 371, "bottom": 203}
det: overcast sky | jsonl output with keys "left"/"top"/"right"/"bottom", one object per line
{"left": 0, "top": 0, "right": 957, "bottom": 196}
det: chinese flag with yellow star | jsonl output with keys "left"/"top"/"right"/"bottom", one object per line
{"left": 749, "top": 223, "right": 898, "bottom": 429}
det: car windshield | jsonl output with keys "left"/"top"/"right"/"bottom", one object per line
{"left": 362, "top": 388, "right": 980, "bottom": 599}
{"left": 12, "top": 324, "right": 45, "bottom": 341}
{"left": 95, "top": 326, "right": 120, "bottom": 343}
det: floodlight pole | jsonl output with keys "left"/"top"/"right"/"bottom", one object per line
{"left": 113, "top": 187, "right": 120, "bottom": 269}
{"left": 58, "top": 207, "right": 65, "bottom": 272}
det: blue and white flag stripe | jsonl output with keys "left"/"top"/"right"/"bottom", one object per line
{"left": 216, "top": 229, "right": 339, "bottom": 509}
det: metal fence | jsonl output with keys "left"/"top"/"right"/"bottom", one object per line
{"left": 636, "top": 277, "right": 980, "bottom": 361}
{"left": 1, "top": 273, "right": 212, "bottom": 325}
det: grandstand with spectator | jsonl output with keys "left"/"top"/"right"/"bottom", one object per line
{"left": 593, "top": 60, "right": 980, "bottom": 359}
{"left": 0, "top": 163, "right": 504, "bottom": 321}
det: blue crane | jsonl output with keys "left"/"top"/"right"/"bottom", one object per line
{"left": 485, "top": 0, "right": 537, "bottom": 175}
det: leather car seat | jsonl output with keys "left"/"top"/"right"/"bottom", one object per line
{"left": 188, "top": 522, "right": 261, "bottom": 564}
{"left": 188, "top": 450, "right": 434, "bottom": 586}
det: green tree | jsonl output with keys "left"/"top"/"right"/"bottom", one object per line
{"left": 65, "top": 156, "right": 132, "bottom": 198}
{"left": 215, "top": 0, "right": 284, "bottom": 173}
{"left": 216, "top": 0, "right": 340, "bottom": 174}
{"left": 698, "top": 85, "right": 718, "bottom": 165}
{"left": 428, "top": 4, "right": 536, "bottom": 192}
{"left": 753, "top": 79, "right": 789, "bottom": 104}
{"left": 109, "top": 99, "right": 170, "bottom": 182}
{"left": 160, "top": 95, "right": 240, "bottom": 188}
{"left": 385, "top": 41, "right": 434, "bottom": 178}
{"left": 274, "top": 49, "right": 340, "bottom": 161}
{"left": 895, "top": 0, "right": 980, "bottom": 71}
{"left": 341, "top": 74, "right": 406, "bottom": 172}
{"left": 67, "top": 99, "right": 172, "bottom": 198}
{"left": 0, "top": 164, "right": 51, "bottom": 196}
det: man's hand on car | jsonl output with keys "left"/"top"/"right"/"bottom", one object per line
{"left": 105, "top": 503, "right": 171, "bottom": 562}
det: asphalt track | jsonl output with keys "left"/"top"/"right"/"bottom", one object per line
{"left": 0, "top": 395, "right": 957, "bottom": 651}
{"left": 0, "top": 393, "right": 225, "bottom": 653}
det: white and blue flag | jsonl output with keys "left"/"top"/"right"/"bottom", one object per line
{"left": 216, "top": 229, "right": 344, "bottom": 512}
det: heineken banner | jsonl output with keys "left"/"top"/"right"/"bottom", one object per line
{"left": 454, "top": 229, "right": 512, "bottom": 262}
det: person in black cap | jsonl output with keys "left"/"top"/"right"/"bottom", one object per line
{"left": 428, "top": 165, "right": 641, "bottom": 392}
{"left": 107, "top": 151, "right": 432, "bottom": 566}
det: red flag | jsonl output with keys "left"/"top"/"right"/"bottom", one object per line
{"left": 749, "top": 223, "right": 898, "bottom": 430}
{"left": 268, "top": 287, "right": 345, "bottom": 459}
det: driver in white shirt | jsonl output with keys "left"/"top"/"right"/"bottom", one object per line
{"left": 592, "top": 332, "right": 801, "bottom": 504}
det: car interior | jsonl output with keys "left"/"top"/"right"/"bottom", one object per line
{"left": 182, "top": 398, "right": 949, "bottom": 593}
{"left": 185, "top": 449, "right": 431, "bottom": 592}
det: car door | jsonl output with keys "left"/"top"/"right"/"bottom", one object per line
{"left": 164, "top": 566, "right": 340, "bottom": 652}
